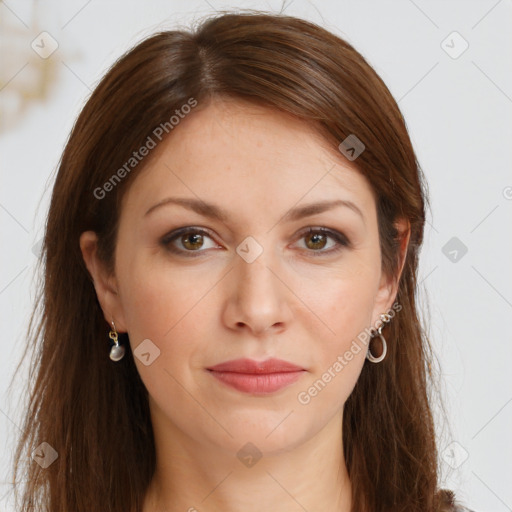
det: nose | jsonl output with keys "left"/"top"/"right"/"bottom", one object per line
{"left": 222, "top": 250, "right": 293, "bottom": 336}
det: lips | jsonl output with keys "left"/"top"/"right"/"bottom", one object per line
{"left": 207, "top": 358, "right": 304, "bottom": 374}
{"left": 206, "top": 358, "right": 305, "bottom": 394}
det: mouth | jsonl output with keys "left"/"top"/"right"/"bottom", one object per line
{"left": 206, "top": 358, "right": 306, "bottom": 395}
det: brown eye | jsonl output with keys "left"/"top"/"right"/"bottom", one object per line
{"left": 161, "top": 226, "right": 350, "bottom": 258}
{"left": 296, "top": 227, "right": 350, "bottom": 257}
{"left": 181, "top": 232, "right": 205, "bottom": 251}
{"left": 304, "top": 231, "right": 328, "bottom": 250}
{"left": 162, "top": 228, "right": 218, "bottom": 256}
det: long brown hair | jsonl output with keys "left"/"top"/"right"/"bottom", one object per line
{"left": 10, "top": 10, "right": 464, "bottom": 512}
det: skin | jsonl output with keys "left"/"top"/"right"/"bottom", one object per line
{"left": 80, "top": 97, "right": 409, "bottom": 512}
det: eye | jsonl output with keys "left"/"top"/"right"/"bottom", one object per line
{"left": 161, "top": 227, "right": 219, "bottom": 256}
{"left": 294, "top": 227, "right": 350, "bottom": 256}
{"left": 161, "top": 226, "right": 350, "bottom": 257}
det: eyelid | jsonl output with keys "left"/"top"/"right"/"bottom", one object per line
{"left": 160, "top": 226, "right": 219, "bottom": 256}
{"left": 293, "top": 227, "right": 350, "bottom": 256}
{"left": 160, "top": 225, "right": 350, "bottom": 257}
{"left": 295, "top": 226, "right": 350, "bottom": 245}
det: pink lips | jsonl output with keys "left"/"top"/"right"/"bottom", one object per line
{"left": 206, "top": 358, "right": 305, "bottom": 395}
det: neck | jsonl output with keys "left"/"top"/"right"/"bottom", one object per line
{"left": 143, "top": 406, "right": 352, "bottom": 512}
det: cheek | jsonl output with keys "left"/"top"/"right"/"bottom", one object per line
{"left": 297, "top": 256, "right": 379, "bottom": 396}
{"left": 301, "top": 258, "right": 380, "bottom": 342}
{"left": 294, "top": 279, "right": 374, "bottom": 418}
{"left": 117, "top": 266, "right": 204, "bottom": 419}
{"left": 326, "top": 281, "right": 376, "bottom": 345}
{"left": 119, "top": 276, "right": 175, "bottom": 342}
{"left": 117, "top": 248, "right": 208, "bottom": 340}
{"left": 311, "top": 286, "right": 373, "bottom": 390}
{"left": 116, "top": 255, "right": 216, "bottom": 384}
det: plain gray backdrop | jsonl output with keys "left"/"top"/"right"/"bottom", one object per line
{"left": 1, "top": 1, "right": 511, "bottom": 510}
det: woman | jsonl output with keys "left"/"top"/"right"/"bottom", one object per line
{"left": 11, "top": 11, "right": 473, "bottom": 512}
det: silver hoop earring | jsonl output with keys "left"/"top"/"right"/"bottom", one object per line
{"left": 366, "top": 313, "right": 391, "bottom": 364}
{"left": 109, "top": 320, "right": 125, "bottom": 362}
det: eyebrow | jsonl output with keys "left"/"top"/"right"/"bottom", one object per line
{"left": 144, "top": 197, "right": 365, "bottom": 223}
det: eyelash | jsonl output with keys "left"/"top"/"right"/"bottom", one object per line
{"left": 160, "top": 226, "right": 350, "bottom": 258}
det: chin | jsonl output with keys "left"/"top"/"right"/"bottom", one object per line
{"left": 214, "top": 414, "right": 311, "bottom": 455}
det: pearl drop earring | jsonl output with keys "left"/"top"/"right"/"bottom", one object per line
{"left": 109, "top": 320, "right": 125, "bottom": 362}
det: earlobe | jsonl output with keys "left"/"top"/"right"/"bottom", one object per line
{"left": 79, "top": 231, "right": 127, "bottom": 332}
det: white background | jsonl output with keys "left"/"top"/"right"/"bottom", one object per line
{"left": 1, "top": 1, "right": 511, "bottom": 511}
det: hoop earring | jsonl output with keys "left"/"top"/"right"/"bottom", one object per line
{"left": 109, "top": 320, "right": 125, "bottom": 362}
{"left": 366, "top": 313, "right": 391, "bottom": 364}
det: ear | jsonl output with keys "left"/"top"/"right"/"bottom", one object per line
{"left": 79, "top": 231, "right": 128, "bottom": 332}
{"left": 371, "top": 217, "right": 410, "bottom": 321}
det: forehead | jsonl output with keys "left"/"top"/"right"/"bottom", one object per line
{"left": 121, "top": 98, "right": 376, "bottom": 220}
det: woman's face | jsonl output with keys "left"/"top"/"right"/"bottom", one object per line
{"left": 83, "top": 97, "right": 404, "bottom": 456}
